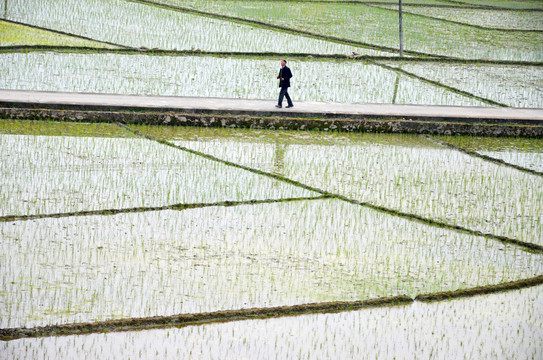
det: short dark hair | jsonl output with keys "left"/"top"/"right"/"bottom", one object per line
{"left": 282, "top": 59, "right": 287, "bottom": 63}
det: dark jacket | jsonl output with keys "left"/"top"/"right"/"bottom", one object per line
{"left": 278, "top": 66, "right": 292, "bottom": 88}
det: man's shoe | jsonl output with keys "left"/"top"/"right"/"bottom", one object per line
{"left": 286, "top": 105, "right": 294, "bottom": 108}
{"left": 275, "top": 105, "right": 282, "bottom": 108}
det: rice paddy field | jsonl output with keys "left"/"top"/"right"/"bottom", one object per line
{"left": 1, "top": 0, "right": 543, "bottom": 359}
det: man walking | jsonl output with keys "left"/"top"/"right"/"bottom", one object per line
{"left": 276, "top": 59, "right": 293, "bottom": 108}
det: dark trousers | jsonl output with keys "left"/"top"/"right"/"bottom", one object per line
{"left": 278, "top": 87, "right": 293, "bottom": 107}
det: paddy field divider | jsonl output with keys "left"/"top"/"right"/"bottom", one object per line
{"left": 2, "top": 107, "right": 542, "bottom": 138}
{"left": 369, "top": 60, "right": 508, "bottom": 107}
{"left": 2, "top": 275, "right": 543, "bottom": 340}
{"left": 2, "top": 46, "right": 542, "bottom": 67}
{"left": 0, "top": 196, "right": 330, "bottom": 223}
{"left": 151, "top": 0, "right": 543, "bottom": 11}
{"left": 0, "top": 295, "right": 413, "bottom": 340}
{"left": 441, "top": 0, "right": 543, "bottom": 11}
{"left": 415, "top": 275, "right": 543, "bottom": 301}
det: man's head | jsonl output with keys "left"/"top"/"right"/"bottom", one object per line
{"left": 281, "top": 60, "right": 287, "bottom": 67}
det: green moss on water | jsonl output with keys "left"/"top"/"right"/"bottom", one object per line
{"left": 0, "top": 21, "right": 113, "bottom": 48}
{"left": 437, "top": 134, "right": 543, "bottom": 152}
{"left": 454, "top": 0, "right": 543, "bottom": 10}
{"left": 129, "top": 123, "right": 437, "bottom": 147}
{"left": 0, "top": 119, "right": 135, "bottom": 138}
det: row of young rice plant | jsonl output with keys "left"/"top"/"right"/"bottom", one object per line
{"left": 145, "top": 0, "right": 543, "bottom": 8}
{"left": 365, "top": 0, "right": 454, "bottom": 4}
{"left": 0, "top": 122, "right": 314, "bottom": 216}
{"left": 2, "top": 0, "right": 391, "bottom": 55}
{"left": 375, "top": 5, "right": 543, "bottom": 30}
{"left": 0, "top": 20, "right": 114, "bottom": 48}
{"left": 154, "top": 0, "right": 543, "bottom": 60}
{"left": 349, "top": 0, "right": 456, "bottom": 4}
{"left": 2, "top": 282, "right": 541, "bottom": 359}
{"left": 451, "top": 0, "right": 543, "bottom": 9}
{"left": 387, "top": 0, "right": 543, "bottom": 9}
{"left": 436, "top": 135, "right": 543, "bottom": 173}
{"left": 1, "top": 198, "right": 541, "bottom": 329}
{"left": 0, "top": 53, "right": 488, "bottom": 106}
{"left": 133, "top": 125, "right": 543, "bottom": 244}
{"left": 377, "top": 61, "right": 543, "bottom": 108}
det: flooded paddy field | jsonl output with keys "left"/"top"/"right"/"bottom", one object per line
{"left": 136, "top": 125, "right": 543, "bottom": 244}
{"left": 1, "top": 0, "right": 542, "bottom": 358}
{"left": 379, "top": 61, "right": 543, "bottom": 108}
{"left": 3, "top": 0, "right": 386, "bottom": 55}
{"left": 0, "top": 127, "right": 313, "bottom": 216}
{"left": 155, "top": 0, "right": 543, "bottom": 61}
{"left": 0, "top": 52, "right": 494, "bottom": 106}
{"left": 3, "top": 199, "right": 540, "bottom": 329}
{"left": 435, "top": 135, "right": 543, "bottom": 173}
{"left": 2, "top": 0, "right": 542, "bottom": 107}
{"left": 0, "top": 120, "right": 542, "bottom": 358}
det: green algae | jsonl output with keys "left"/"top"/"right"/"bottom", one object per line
{"left": 0, "top": 20, "right": 113, "bottom": 48}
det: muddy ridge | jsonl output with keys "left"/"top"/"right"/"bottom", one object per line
{"left": 0, "top": 295, "right": 413, "bottom": 340}
{"left": 2, "top": 276, "right": 543, "bottom": 340}
{"left": 2, "top": 47, "right": 541, "bottom": 67}
{"left": 1, "top": 108, "right": 542, "bottom": 135}
{"left": 0, "top": 195, "right": 329, "bottom": 222}
{"left": 416, "top": 275, "right": 543, "bottom": 301}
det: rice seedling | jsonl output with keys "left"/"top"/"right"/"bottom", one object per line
{"left": 0, "top": 119, "right": 134, "bottom": 138}
{"left": 453, "top": 0, "right": 543, "bottom": 10}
